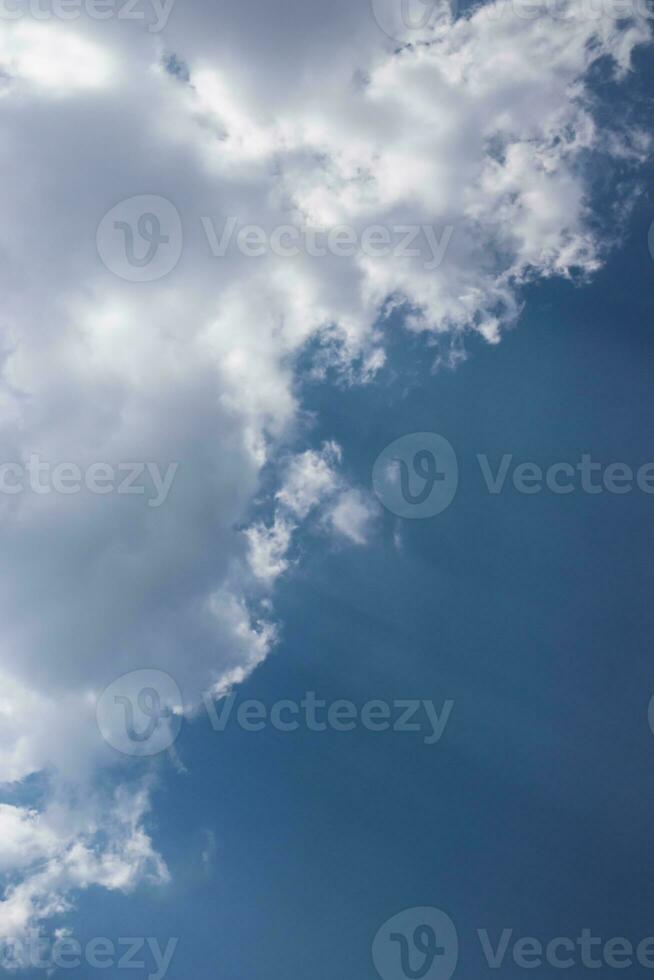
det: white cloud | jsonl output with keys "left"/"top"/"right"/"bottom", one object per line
{"left": 0, "top": 0, "right": 649, "bottom": 944}
{"left": 328, "top": 489, "right": 378, "bottom": 546}
{"left": 0, "top": 786, "right": 167, "bottom": 948}
{"left": 245, "top": 515, "right": 296, "bottom": 584}
{"left": 0, "top": 807, "right": 59, "bottom": 875}
{"left": 245, "top": 442, "right": 372, "bottom": 581}
{"left": 275, "top": 443, "right": 342, "bottom": 519}
{"left": 0, "top": 22, "right": 115, "bottom": 95}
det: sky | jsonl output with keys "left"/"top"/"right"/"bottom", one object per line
{"left": 0, "top": 0, "right": 653, "bottom": 978}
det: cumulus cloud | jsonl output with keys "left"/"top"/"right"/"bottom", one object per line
{"left": 0, "top": 0, "right": 649, "bottom": 944}
{"left": 0, "top": 787, "right": 167, "bottom": 953}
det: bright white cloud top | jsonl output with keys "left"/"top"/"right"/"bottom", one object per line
{"left": 0, "top": 0, "right": 649, "bottom": 952}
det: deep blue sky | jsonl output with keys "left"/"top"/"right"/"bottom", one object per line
{"left": 42, "top": 135, "right": 654, "bottom": 979}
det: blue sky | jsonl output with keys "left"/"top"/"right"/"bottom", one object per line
{"left": 0, "top": 3, "right": 653, "bottom": 979}
{"left": 27, "top": 142, "right": 654, "bottom": 980}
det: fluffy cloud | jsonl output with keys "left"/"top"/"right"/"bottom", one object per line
{"left": 275, "top": 443, "right": 343, "bottom": 520}
{"left": 328, "top": 489, "right": 378, "bottom": 546}
{"left": 0, "top": 0, "right": 649, "bottom": 945}
{"left": 0, "top": 787, "right": 167, "bottom": 952}
{"left": 245, "top": 442, "right": 378, "bottom": 584}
